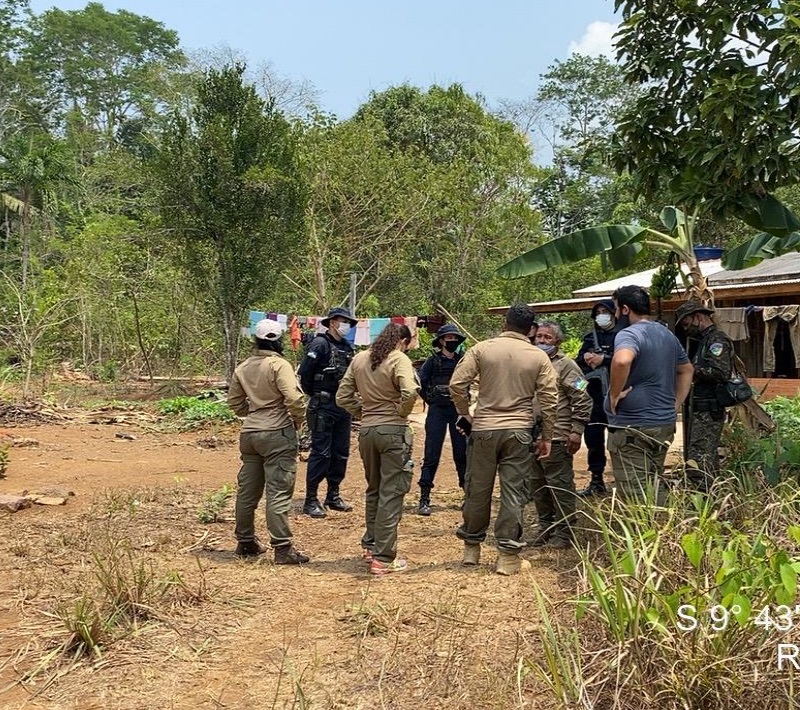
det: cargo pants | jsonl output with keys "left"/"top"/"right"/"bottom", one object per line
{"left": 358, "top": 424, "right": 414, "bottom": 563}
{"left": 235, "top": 426, "right": 298, "bottom": 548}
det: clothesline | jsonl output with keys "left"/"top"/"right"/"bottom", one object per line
{"left": 247, "top": 311, "right": 439, "bottom": 350}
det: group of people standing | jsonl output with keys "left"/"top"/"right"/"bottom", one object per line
{"left": 226, "top": 284, "right": 736, "bottom": 576}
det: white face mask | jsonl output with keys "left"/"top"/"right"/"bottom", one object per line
{"left": 595, "top": 313, "right": 613, "bottom": 329}
{"left": 337, "top": 322, "right": 351, "bottom": 337}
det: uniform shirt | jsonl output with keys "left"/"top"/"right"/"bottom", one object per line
{"left": 336, "top": 349, "right": 420, "bottom": 426}
{"left": 227, "top": 350, "right": 306, "bottom": 432}
{"left": 449, "top": 331, "right": 559, "bottom": 439}
{"left": 688, "top": 325, "right": 734, "bottom": 402}
{"left": 549, "top": 352, "right": 593, "bottom": 441}
{"left": 297, "top": 332, "right": 354, "bottom": 398}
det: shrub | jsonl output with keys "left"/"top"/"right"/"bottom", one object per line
{"left": 156, "top": 392, "right": 236, "bottom": 425}
{"left": 527, "top": 480, "right": 800, "bottom": 709}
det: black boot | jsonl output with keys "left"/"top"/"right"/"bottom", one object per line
{"left": 418, "top": 488, "right": 432, "bottom": 516}
{"left": 578, "top": 477, "right": 607, "bottom": 498}
{"left": 274, "top": 544, "right": 310, "bottom": 565}
{"left": 303, "top": 497, "right": 327, "bottom": 518}
{"left": 235, "top": 538, "right": 268, "bottom": 558}
{"left": 324, "top": 489, "right": 353, "bottom": 512}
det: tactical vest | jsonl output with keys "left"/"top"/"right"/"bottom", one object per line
{"left": 425, "top": 353, "right": 460, "bottom": 404}
{"left": 312, "top": 339, "right": 353, "bottom": 396}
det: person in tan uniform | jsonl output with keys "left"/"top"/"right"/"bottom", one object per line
{"left": 450, "top": 303, "right": 559, "bottom": 576}
{"left": 337, "top": 323, "right": 420, "bottom": 576}
{"left": 227, "top": 318, "right": 309, "bottom": 564}
{"left": 528, "top": 321, "right": 593, "bottom": 549}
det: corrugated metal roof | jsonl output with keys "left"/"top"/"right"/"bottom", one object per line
{"left": 573, "top": 259, "right": 724, "bottom": 298}
{"left": 709, "top": 251, "right": 800, "bottom": 285}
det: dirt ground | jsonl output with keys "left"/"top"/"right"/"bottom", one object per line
{"left": 0, "top": 392, "right": 684, "bottom": 710}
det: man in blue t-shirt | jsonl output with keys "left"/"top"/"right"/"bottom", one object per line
{"left": 605, "top": 286, "right": 694, "bottom": 502}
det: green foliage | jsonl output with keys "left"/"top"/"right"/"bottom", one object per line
{"left": 156, "top": 63, "right": 306, "bottom": 379}
{"left": 22, "top": 1, "right": 185, "bottom": 138}
{"left": 156, "top": 393, "right": 235, "bottom": 424}
{"left": 612, "top": 1, "right": 800, "bottom": 214}
{"left": 531, "top": 481, "right": 800, "bottom": 707}
{"left": 764, "top": 396, "right": 800, "bottom": 439}
{"left": 197, "top": 483, "right": 235, "bottom": 523}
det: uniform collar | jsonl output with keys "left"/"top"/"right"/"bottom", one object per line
{"left": 500, "top": 331, "right": 531, "bottom": 342}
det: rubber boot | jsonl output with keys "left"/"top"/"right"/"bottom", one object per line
{"left": 496, "top": 552, "right": 521, "bottom": 576}
{"left": 462, "top": 544, "right": 480, "bottom": 566}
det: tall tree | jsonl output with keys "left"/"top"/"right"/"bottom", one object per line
{"left": 156, "top": 64, "right": 305, "bottom": 379}
{"left": 23, "top": 2, "right": 184, "bottom": 142}
{"left": 354, "top": 84, "right": 542, "bottom": 319}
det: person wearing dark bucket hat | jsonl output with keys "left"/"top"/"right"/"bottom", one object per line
{"left": 675, "top": 300, "right": 734, "bottom": 491}
{"left": 297, "top": 307, "right": 358, "bottom": 517}
{"left": 575, "top": 299, "right": 620, "bottom": 498}
{"left": 415, "top": 323, "right": 468, "bottom": 515}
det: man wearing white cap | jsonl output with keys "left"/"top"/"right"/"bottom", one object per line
{"left": 227, "top": 318, "right": 309, "bottom": 564}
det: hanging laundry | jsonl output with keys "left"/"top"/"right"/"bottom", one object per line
{"left": 355, "top": 319, "right": 371, "bottom": 346}
{"left": 289, "top": 316, "right": 301, "bottom": 351}
{"left": 391, "top": 316, "right": 405, "bottom": 325}
{"left": 370, "top": 318, "right": 390, "bottom": 340}
{"left": 714, "top": 308, "right": 748, "bottom": 341}
{"left": 403, "top": 316, "right": 419, "bottom": 349}
{"left": 763, "top": 305, "right": 800, "bottom": 370}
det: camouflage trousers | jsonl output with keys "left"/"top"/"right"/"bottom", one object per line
{"left": 686, "top": 408, "right": 725, "bottom": 491}
{"left": 528, "top": 440, "right": 576, "bottom": 542}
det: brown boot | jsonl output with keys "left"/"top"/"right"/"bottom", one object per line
{"left": 462, "top": 544, "right": 480, "bottom": 566}
{"left": 495, "top": 552, "right": 521, "bottom": 576}
{"left": 274, "top": 545, "right": 310, "bottom": 565}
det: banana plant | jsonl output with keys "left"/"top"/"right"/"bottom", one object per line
{"left": 497, "top": 194, "right": 800, "bottom": 306}
{"left": 498, "top": 205, "right": 714, "bottom": 303}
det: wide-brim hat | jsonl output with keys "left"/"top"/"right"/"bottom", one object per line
{"left": 433, "top": 323, "right": 466, "bottom": 348}
{"left": 675, "top": 300, "right": 714, "bottom": 323}
{"left": 321, "top": 307, "right": 357, "bottom": 328}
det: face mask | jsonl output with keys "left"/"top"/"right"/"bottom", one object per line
{"left": 537, "top": 343, "right": 556, "bottom": 356}
{"left": 685, "top": 321, "right": 702, "bottom": 337}
{"left": 442, "top": 340, "right": 459, "bottom": 353}
{"left": 595, "top": 313, "right": 613, "bottom": 329}
{"left": 337, "top": 322, "right": 351, "bottom": 337}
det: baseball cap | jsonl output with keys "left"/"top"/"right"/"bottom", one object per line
{"left": 253, "top": 318, "right": 284, "bottom": 341}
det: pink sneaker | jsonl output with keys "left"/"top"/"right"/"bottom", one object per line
{"left": 369, "top": 558, "right": 408, "bottom": 576}
{"left": 362, "top": 547, "right": 374, "bottom": 563}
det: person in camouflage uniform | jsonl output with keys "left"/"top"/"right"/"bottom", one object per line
{"left": 528, "top": 322, "right": 593, "bottom": 549}
{"left": 675, "top": 301, "right": 735, "bottom": 491}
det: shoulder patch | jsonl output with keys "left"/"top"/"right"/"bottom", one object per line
{"left": 572, "top": 377, "right": 588, "bottom": 391}
{"left": 307, "top": 351, "right": 318, "bottom": 359}
{"left": 709, "top": 343, "right": 724, "bottom": 357}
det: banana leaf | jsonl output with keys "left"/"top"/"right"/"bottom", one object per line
{"left": 496, "top": 225, "right": 647, "bottom": 279}
{"left": 735, "top": 194, "right": 800, "bottom": 238}
{"left": 722, "top": 231, "right": 800, "bottom": 270}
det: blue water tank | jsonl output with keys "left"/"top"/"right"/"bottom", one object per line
{"left": 693, "top": 246, "right": 724, "bottom": 261}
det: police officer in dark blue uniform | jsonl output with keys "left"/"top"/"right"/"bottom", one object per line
{"left": 298, "top": 307, "right": 357, "bottom": 518}
{"left": 576, "top": 299, "right": 619, "bottom": 497}
{"left": 416, "top": 324, "right": 467, "bottom": 516}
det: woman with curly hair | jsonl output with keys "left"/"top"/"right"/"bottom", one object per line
{"left": 337, "top": 323, "right": 420, "bottom": 575}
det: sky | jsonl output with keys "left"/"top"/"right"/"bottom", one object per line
{"left": 28, "top": 0, "right": 619, "bottom": 150}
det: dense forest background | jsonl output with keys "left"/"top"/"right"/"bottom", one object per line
{"left": 1, "top": 0, "right": 796, "bottom": 388}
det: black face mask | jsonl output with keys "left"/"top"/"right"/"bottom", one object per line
{"left": 442, "top": 341, "right": 459, "bottom": 353}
